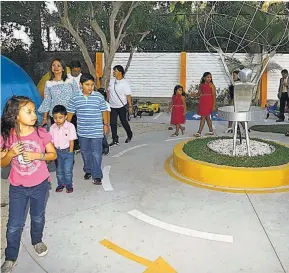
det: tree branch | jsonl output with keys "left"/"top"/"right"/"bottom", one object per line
{"left": 89, "top": 2, "right": 109, "bottom": 56}
{"left": 124, "top": 31, "right": 150, "bottom": 74}
{"left": 116, "top": 2, "right": 139, "bottom": 47}
{"left": 56, "top": 1, "right": 95, "bottom": 75}
{"left": 63, "top": 1, "right": 68, "bottom": 18}
{"left": 109, "top": 1, "right": 123, "bottom": 48}
{"left": 138, "top": 30, "right": 150, "bottom": 44}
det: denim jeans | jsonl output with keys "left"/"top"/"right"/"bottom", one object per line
{"left": 55, "top": 148, "right": 74, "bottom": 188}
{"left": 78, "top": 137, "right": 103, "bottom": 179}
{"left": 5, "top": 180, "right": 49, "bottom": 261}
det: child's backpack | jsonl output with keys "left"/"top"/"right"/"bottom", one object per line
{"left": 98, "top": 88, "right": 107, "bottom": 100}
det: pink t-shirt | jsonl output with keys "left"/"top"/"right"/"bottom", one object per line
{"left": 49, "top": 121, "right": 77, "bottom": 149}
{"left": 1, "top": 128, "right": 52, "bottom": 187}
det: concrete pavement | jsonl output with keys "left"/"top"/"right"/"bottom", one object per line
{"left": 6, "top": 113, "right": 289, "bottom": 273}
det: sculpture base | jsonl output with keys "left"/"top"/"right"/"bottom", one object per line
{"left": 165, "top": 140, "right": 289, "bottom": 194}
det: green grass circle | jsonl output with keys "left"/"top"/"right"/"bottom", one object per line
{"left": 250, "top": 124, "right": 289, "bottom": 134}
{"left": 183, "top": 137, "right": 289, "bottom": 168}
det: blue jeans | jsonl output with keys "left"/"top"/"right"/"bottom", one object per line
{"left": 78, "top": 137, "right": 103, "bottom": 179}
{"left": 5, "top": 180, "right": 49, "bottom": 261}
{"left": 55, "top": 148, "right": 74, "bottom": 188}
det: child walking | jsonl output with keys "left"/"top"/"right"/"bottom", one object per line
{"left": 67, "top": 73, "right": 109, "bottom": 185}
{"left": 1, "top": 96, "right": 57, "bottom": 273}
{"left": 168, "top": 85, "right": 186, "bottom": 137}
{"left": 191, "top": 72, "right": 216, "bottom": 137}
{"left": 49, "top": 105, "right": 77, "bottom": 193}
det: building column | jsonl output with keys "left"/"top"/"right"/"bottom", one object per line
{"left": 180, "top": 52, "right": 187, "bottom": 91}
{"left": 95, "top": 52, "right": 103, "bottom": 88}
{"left": 260, "top": 71, "right": 267, "bottom": 107}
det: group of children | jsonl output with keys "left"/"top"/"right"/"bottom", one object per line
{"left": 0, "top": 72, "right": 109, "bottom": 272}
{"left": 168, "top": 71, "right": 216, "bottom": 137}
{"left": 0, "top": 69, "right": 232, "bottom": 272}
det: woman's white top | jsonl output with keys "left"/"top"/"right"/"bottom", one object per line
{"left": 105, "top": 101, "right": 111, "bottom": 112}
{"left": 108, "top": 78, "right": 132, "bottom": 108}
{"left": 38, "top": 78, "right": 79, "bottom": 114}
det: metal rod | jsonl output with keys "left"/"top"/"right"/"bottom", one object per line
{"left": 233, "top": 121, "right": 238, "bottom": 156}
{"left": 237, "top": 123, "right": 242, "bottom": 144}
{"left": 244, "top": 121, "right": 251, "bottom": 157}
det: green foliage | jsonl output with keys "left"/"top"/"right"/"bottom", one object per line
{"left": 250, "top": 125, "right": 289, "bottom": 134}
{"left": 1, "top": 1, "right": 46, "bottom": 53}
{"left": 183, "top": 137, "right": 289, "bottom": 167}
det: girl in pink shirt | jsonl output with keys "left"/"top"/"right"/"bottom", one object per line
{"left": 1, "top": 96, "right": 57, "bottom": 272}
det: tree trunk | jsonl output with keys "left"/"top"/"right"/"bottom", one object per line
{"left": 46, "top": 26, "right": 51, "bottom": 51}
{"left": 57, "top": 1, "right": 96, "bottom": 76}
{"left": 102, "top": 53, "right": 115, "bottom": 89}
{"left": 124, "top": 46, "right": 136, "bottom": 74}
{"left": 30, "top": 2, "right": 44, "bottom": 59}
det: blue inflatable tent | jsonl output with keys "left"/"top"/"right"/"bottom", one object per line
{"left": 1, "top": 55, "right": 43, "bottom": 115}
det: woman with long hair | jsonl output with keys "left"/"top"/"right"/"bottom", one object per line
{"left": 38, "top": 59, "right": 79, "bottom": 126}
{"left": 191, "top": 72, "right": 216, "bottom": 137}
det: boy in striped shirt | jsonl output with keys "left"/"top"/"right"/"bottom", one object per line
{"left": 67, "top": 73, "right": 109, "bottom": 185}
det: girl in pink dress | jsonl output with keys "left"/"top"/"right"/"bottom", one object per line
{"left": 191, "top": 72, "right": 216, "bottom": 137}
{"left": 168, "top": 85, "right": 187, "bottom": 137}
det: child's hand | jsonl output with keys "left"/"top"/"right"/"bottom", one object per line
{"left": 103, "top": 124, "right": 110, "bottom": 135}
{"left": 8, "top": 143, "right": 24, "bottom": 158}
{"left": 213, "top": 105, "right": 216, "bottom": 112}
{"left": 22, "top": 151, "right": 41, "bottom": 162}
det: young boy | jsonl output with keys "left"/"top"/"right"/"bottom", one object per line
{"left": 67, "top": 73, "right": 109, "bottom": 185}
{"left": 67, "top": 60, "right": 82, "bottom": 85}
{"left": 50, "top": 105, "right": 77, "bottom": 193}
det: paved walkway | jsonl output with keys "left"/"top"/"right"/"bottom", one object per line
{"left": 7, "top": 114, "right": 289, "bottom": 273}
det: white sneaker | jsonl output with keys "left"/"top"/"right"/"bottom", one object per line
{"left": 1, "top": 260, "right": 17, "bottom": 273}
{"left": 34, "top": 242, "right": 48, "bottom": 257}
{"left": 224, "top": 128, "right": 233, "bottom": 133}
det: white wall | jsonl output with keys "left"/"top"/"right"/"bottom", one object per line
{"left": 111, "top": 53, "right": 179, "bottom": 97}
{"left": 267, "top": 54, "right": 288, "bottom": 100}
{"left": 110, "top": 52, "right": 288, "bottom": 100}
{"left": 186, "top": 53, "right": 230, "bottom": 92}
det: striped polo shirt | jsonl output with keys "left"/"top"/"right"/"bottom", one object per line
{"left": 67, "top": 91, "right": 108, "bottom": 138}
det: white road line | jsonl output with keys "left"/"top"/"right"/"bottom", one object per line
{"left": 165, "top": 137, "right": 192, "bottom": 142}
{"left": 112, "top": 144, "right": 148, "bottom": 158}
{"left": 153, "top": 112, "right": 163, "bottom": 120}
{"left": 102, "top": 165, "right": 113, "bottom": 191}
{"left": 128, "top": 209, "right": 234, "bottom": 243}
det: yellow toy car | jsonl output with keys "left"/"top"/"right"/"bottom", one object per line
{"left": 137, "top": 101, "right": 160, "bottom": 116}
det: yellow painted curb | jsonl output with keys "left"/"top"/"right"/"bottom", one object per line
{"left": 165, "top": 140, "right": 289, "bottom": 194}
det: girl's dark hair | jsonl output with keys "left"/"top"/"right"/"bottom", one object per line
{"left": 173, "top": 85, "right": 184, "bottom": 95}
{"left": 49, "top": 59, "right": 67, "bottom": 81}
{"left": 52, "top": 105, "right": 67, "bottom": 116}
{"left": 80, "top": 73, "right": 95, "bottom": 84}
{"left": 1, "top": 96, "right": 39, "bottom": 150}
{"left": 200, "top": 72, "right": 213, "bottom": 84}
{"left": 113, "top": 65, "right": 125, "bottom": 77}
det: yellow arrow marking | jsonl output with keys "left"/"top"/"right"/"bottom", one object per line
{"left": 100, "top": 239, "right": 177, "bottom": 273}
